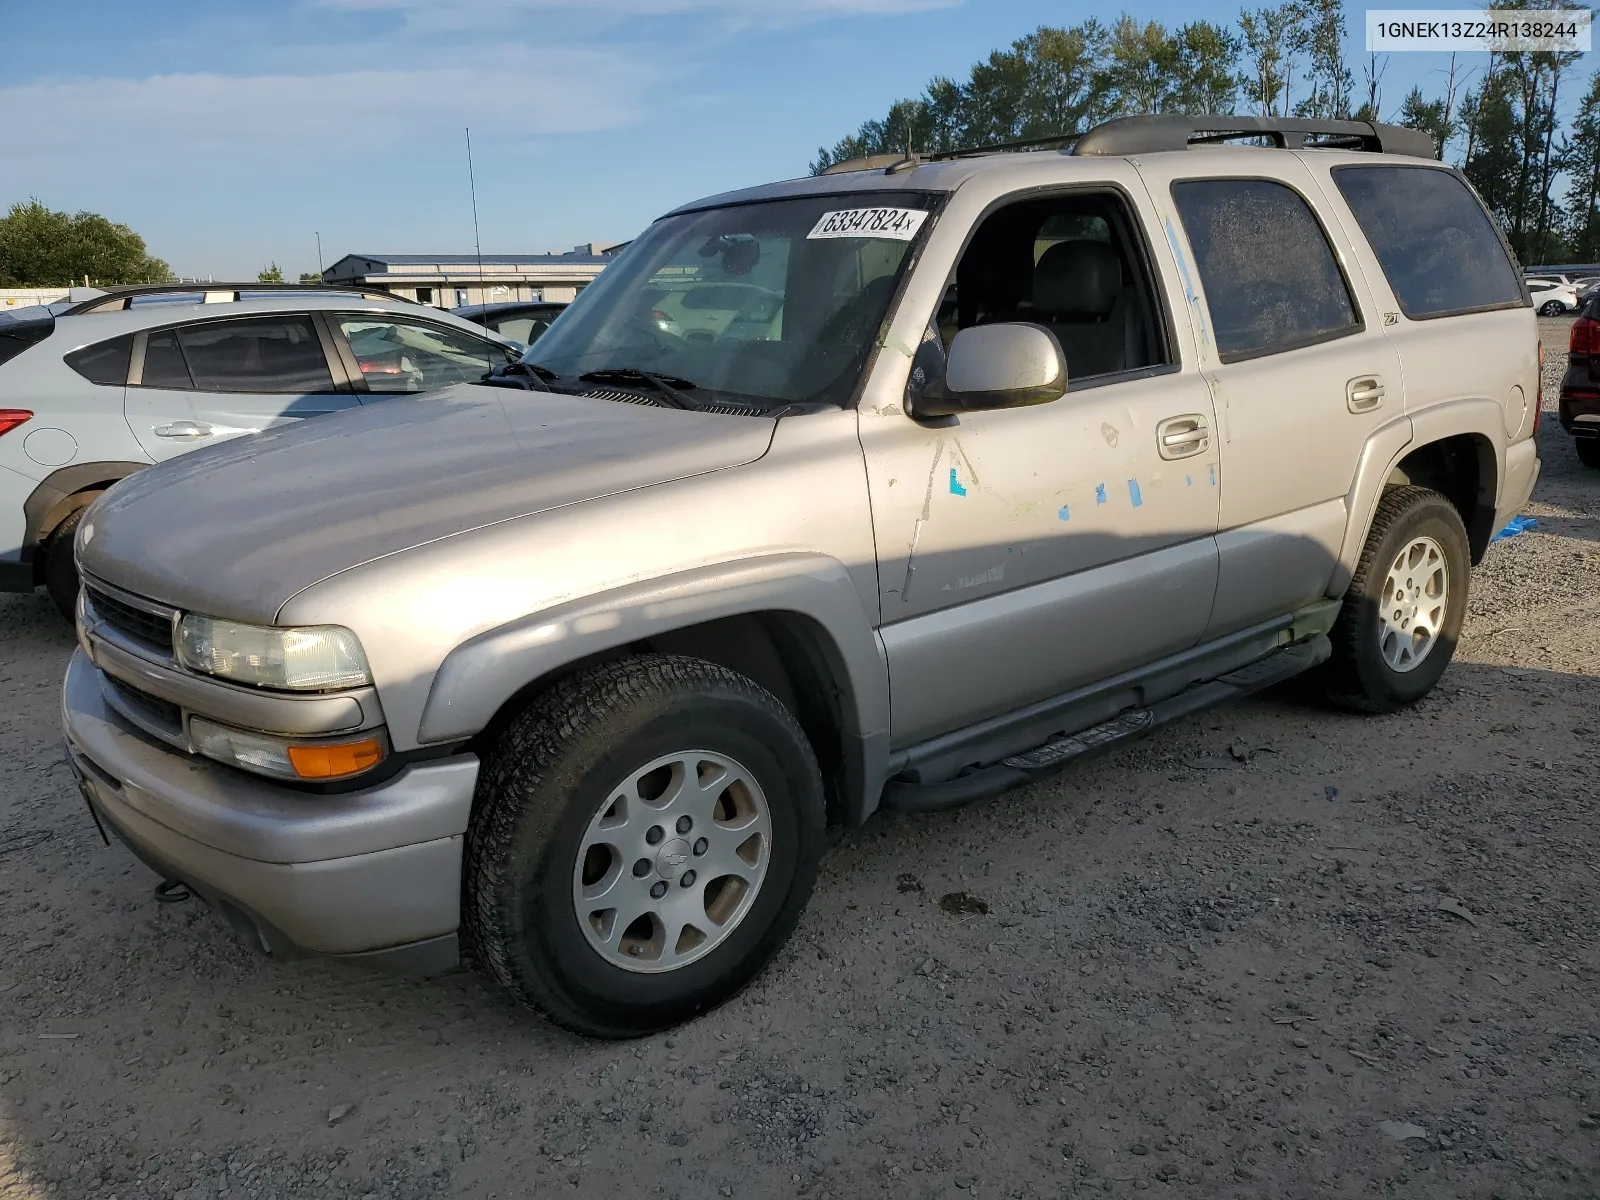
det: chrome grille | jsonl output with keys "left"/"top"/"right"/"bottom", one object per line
{"left": 85, "top": 583, "right": 175, "bottom": 658}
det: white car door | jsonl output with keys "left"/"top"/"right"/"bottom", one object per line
{"left": 124, "top": 313, "right": 358, "bottom": 462}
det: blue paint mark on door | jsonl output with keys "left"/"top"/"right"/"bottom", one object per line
{"left": 1209, "top": 465, "right": 1217, "bottom": 487}
{"left": 949, "top": 468, "right": 967, "bottom": 497}
{"left": 1185, "top": 474, "right": 1193, "bottom": 487}
{"left": 1095, "top": 483, "right": 1107, "bottom": 505}
{"left": 1127, "top": 479, "right": 1143, "bottom": 507}
{"left": 1058, "top": 505, "right": 1070, "bottom": 522}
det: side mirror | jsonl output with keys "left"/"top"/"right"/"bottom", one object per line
{"left": 906, "top": 323, "right": 1067, "bottom": 420}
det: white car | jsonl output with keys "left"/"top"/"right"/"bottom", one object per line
{"left": 0, "top": 284, "right": 521, "bottom": 616}
{"left": 1525, "top": 277, "right": 1579, "bottom": 315}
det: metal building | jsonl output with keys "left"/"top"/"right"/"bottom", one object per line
{"left": 321, "top": 243, "right": 623, "bottom": 307}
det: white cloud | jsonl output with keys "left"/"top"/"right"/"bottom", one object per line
{"left": 0, "top": 48, "right": 650, "bottom": 177}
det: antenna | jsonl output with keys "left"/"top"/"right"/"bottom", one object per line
{"left": 466, "top": 127, "right": 496, "bottom": 373}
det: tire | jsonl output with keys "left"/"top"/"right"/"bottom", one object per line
{"left": 1320, "top": 486, "right": 1470, "bottom": 714}
{"left": 43, "top": 508, "right": 86, "bottom": 622}
{"left": 1576, "top": 437, "right": 1600, "bottom": 469}
{"left": 1539, "top": 300, "right": 1564, "bottom": 316}
{"left": 464, "top": 654, "right": 826, "bottom": 1038}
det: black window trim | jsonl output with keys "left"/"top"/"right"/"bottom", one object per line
{"left": 1328, "top": 161, "right": 1531, "bottom": 323}
{"left": 328, "top": 310, "right": 509, "bottom": 396}
{"left": 1169, "top": 173, "right": 1367, "bottom": 366}
{"left": 126, "top": 311, "right": 350, "bottom": 393}
{"left": 936, "top": 180, "right": 1182, "bottom": 387}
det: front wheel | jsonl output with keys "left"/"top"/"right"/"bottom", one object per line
{"left": 1539, "top": 300, "right": 1565, "bottom": 316}
{"left": 1320, "top": 486, "right": 1470, "bottom": 714}
{"left": 464, "top": 654, "right": 826, "bottom": 1038}
{"left": 43, "top": 508, "right": 87, "bottom": 621}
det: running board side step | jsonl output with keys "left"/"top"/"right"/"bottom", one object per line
{"left": 881, "top": 634, "right": 1330, "bottom": 813}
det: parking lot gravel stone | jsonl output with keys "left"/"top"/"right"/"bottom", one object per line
{"left": 0, "top": 318, "right": 1595, "bottom": 1198}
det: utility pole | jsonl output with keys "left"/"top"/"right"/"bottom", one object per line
{"left": 315, "top": 232, "right": 325, "bottom": 277}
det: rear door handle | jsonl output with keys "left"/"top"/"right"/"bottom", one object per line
{"left": 1156, "top": 414, "right": 1210, "bottom": 460}
{"left": 153, "top": 421, "right": 213, "bottom": 440}
{"left": 1347, "top": 378, "right": 1386, "bottom": 413}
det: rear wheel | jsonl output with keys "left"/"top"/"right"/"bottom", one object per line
{"left": 1576, "top": 437, "right": 1600, "bottom": 469}
{"left": 464, "top": 654, "right": 826, "bottom": 1038}
{"left": 1321, "top": 486, "right": 1470, "bottom": 714}
{"left": 43, "top": 508, "right": 87, "bottom": 621}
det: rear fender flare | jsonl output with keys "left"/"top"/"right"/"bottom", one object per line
{"left": 23, "top": 461, "right": 147, "bottom": 555}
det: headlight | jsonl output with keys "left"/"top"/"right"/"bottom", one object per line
{"left": 176, "top": 615, "right": 371, "bottom": 691}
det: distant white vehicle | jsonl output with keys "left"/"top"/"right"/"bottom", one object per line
{"left": 0, "top": 283, "right": 521, "bottom": 615}
{"left": 1526, "top": 277, "right": 1579, "bottom": 315}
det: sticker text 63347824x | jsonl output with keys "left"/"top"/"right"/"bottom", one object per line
{"left": 806, "top": 207, "right": 930, "bottom": 242}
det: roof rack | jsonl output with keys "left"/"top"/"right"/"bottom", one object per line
{"left": 818, "top": 114, "right": 1435, "bottom": 177}
{"left": 62, "top": 282, "right": 410, "bottom": 317}
{"left": 1070, "top": 114, "right": 1436, "bottom": 159}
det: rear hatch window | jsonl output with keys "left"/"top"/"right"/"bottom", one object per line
{"left": 0, "top": 312, "right": 54, "bottom": 368}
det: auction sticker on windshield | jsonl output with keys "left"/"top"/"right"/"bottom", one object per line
{"left": 807, "top": 208, "right": 929, "bottom": 241}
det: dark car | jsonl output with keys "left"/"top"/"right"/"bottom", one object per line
{"left": 1559, "top": 297, "right": 1600, "bottom": 468}
{"left": 451, "top": 300, "right": 567, "bottom": 348}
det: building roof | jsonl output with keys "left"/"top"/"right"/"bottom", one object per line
{"left": 343, "top": 253, "right": 614, "bottom": 268}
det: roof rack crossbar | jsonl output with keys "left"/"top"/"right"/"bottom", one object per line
{"left": 62, "top": 282, "right": 410, "bottom": 316}
{"left": 1070, "top": 115, "right": 1436, "bottom": 159}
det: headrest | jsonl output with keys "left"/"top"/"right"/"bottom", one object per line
{"left": 1032, "top": 239, "right": 1121, "bottom": 317}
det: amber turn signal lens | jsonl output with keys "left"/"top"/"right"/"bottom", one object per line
{"left": 286, "top": 738, "right": 384, "bottom": 780}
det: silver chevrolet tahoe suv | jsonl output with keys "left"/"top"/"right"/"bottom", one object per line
{"left": 62, "top": 115, "right": 1542, "bottom": 1038}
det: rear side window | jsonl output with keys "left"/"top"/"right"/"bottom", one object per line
{"left": 141, "top": 330, "right": 194, "bottom": 389}
{"left": 176, "top": 316, "right": 334, "bottom": 393}
{"left": 1332, "top": 166, "right": 1524, "bottom": 319}
{"left": 65, "top": 334, "right": 133, "bottom": 384}
{"left": 1172, "top": 178, "right": 1361, "bottom": 362}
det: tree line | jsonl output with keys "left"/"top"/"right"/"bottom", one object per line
{"left": 811, "top": 1, "right": 1600, "bottom": 266}
{"left": 0, "top": 200, "right": 171, "bottom": 288}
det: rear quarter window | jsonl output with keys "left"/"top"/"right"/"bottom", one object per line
{"left": 1332, "top": 165, "right": 1525, "bottom": 319}
{"left": 64, "top": 333, "right": 133, "bottom": 385}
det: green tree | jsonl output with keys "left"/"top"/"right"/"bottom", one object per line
{"left": 257, "top": 262, "right": 284, "bottom": 283}
{"left": 1103, "top": 17, "right": 1180, "bottom": 115}
{"left": 1294, "top": 0, "right": 1352, "bottom": 119}
{"left": 1560, "top": 70, "right": 1600, "bottom": 261}
{"left": 1397, "top": 85, "right": 1453, "bottom": 157}
{"left": 0, "top": 199, "right": 171, "bottom": 287}
{"left": 1173, "top": 22, "right": 1242, "bottom": 113}
{"left": 1238, "top": 4, "right": 1300, "bottom": 115}
{"left": 298, "top": 271, "right": 323, "bottom": 284}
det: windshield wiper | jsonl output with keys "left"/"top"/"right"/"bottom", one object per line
{"left": 579, "top": 367, "right": 700, "bottom": 410}
{"left": 487, "top": 360, "right": 559, "bottom": 390}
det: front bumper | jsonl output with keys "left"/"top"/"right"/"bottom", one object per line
{"left": 62, "top": 648, "right": 476, "bottom": 971}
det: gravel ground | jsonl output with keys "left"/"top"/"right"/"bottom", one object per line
{"left": 1, "top": 318, "right": 1596, "bottom": 1200}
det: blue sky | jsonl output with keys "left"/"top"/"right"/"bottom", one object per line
{"left": 1, "top": 0, "right": 1566, "bottom": 280}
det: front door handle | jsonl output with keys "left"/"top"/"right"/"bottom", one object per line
{"left": 1347, "top": 377, "right": 1386, "bottom": 413}
{"left": 1156, "top": 414, "right": 1210, "bottom": 460}
{"left": 153, "top": 421, "right": 213, "bottom": 440}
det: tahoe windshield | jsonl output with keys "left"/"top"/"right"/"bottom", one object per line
{"left": 526, "top": 192, "right": 938, "bottom": 408}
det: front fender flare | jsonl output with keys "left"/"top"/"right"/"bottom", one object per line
{"left": 417, "top": 553, "right": 892, "bottom": 818}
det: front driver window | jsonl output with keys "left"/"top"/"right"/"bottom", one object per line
{"left": 338, "top": 318, "right": 510, "bottom": 393}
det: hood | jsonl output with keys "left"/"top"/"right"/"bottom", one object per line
{"left": 80, "top": 384, "right": 776, "bottom": 622}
